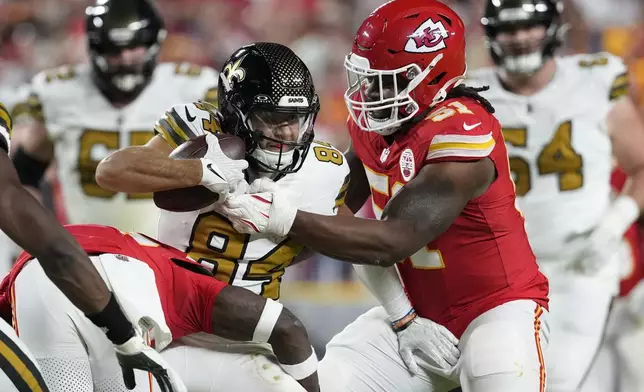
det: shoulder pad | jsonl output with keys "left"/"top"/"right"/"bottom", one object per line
{"left": 154, "top": 100, "right": 223, "bottom": 149}
{"left": 573, "top": 52, "right": 629, "bottom": 101}
{"left": 423, "top": 98, "right": 497, "bottom": 162}
{"left": 32, "top": 65, "right": 80, "bottom": 90}
{"left": 159, "top": 63, "right": 219, "bottom": 104}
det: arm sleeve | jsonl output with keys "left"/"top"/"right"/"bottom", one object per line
{"left": 353, "top": 264, "right": 412, "bottom": 322}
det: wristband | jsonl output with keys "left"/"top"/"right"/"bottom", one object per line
{"left": 12, "top": 147, "right": 48, "bottom": 187}
{"left": 391, "top": 309, "right": 417, "bottom": 333}
{"left": 86, "top": 293, "right": 135, "bottom": 345}
{"left": 279, "top": 347, "right": 318, "bottom": 380}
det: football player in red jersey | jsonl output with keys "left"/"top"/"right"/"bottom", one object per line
{"left": 215, "top": 0, "right": 550, "bottom": 391}
{"left": 1, "top": 224, "right": 319, "bottom": 392}
{"left": 0, "top": 104, "right": 182, "bottom": 391}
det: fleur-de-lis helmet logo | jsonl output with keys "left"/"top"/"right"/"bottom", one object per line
{"left": 221, "top": 59, "right": 246, "bottom": 91}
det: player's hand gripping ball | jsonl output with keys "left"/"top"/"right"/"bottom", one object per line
{"left": 153, "top": 134, "right": 246, "bottom": 212}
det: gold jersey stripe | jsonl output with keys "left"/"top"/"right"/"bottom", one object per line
{"left": 428, "top": 138, "right": 495, "bottom": 152}
{"left": 334, "top": 173, "right": 351, "bottom": 207}
{"left": 203, "top": 87, "right": 218, "bottom": 105}
{"left": 0, "top": 103, "right": 12, "bottom": 131}
{"left": 25, "top": 94, "right": 44, "bottom": 123}
{"left": 610, "top": 72, "right": 630, "bottom": 100}
{"left": 154, "top": 119, "right": 182, "bottom": 149}
{"left": 168, "top": 107, "right": 196, "bottom": 141}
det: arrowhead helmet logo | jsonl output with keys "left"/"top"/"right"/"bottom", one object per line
{"left": 405, "top": 18, "right": 449, "bottom": 54}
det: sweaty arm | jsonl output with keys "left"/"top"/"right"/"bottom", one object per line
{"left": 211, "top": 286, "right": 319, "bottom": 392}
{"left": 289, "top": 158, "right": 496, "bottom": 267}
{"left": 95, "top": 134, "right": 204, "bottom": 193}
{"left": 0, "top": 150, "right": 137, "bottom": 343}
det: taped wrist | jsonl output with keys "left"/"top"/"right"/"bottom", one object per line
{"left": 86, "top": 293, "right": 136, "bottom": 345}
{"left": 279, "top": 347, "right": 318, "bottom": 380}
{"left": 391, "top": 309, "right": 417, "bottom": 333}
{"left": 252, "top": 299, "right": 283, "bottom": 342}
{"left": 12, "top": 147, "right": 48, "bottom": 187}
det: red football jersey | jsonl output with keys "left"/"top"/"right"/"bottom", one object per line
{"left": 611, "top": 168, "right": 644, "bottom": 297}
{"left": 349, "top": 97, "right": 549, "bottom": 337}
{"left": 0, "top": 224, "right": 225, "bottom": 339}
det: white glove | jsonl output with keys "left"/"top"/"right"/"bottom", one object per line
{"left": 568, "top": 195, "right": 639, "bottom": 274}
{"left": 199, "top": 133, "right": 249, "bottom": 198}
{"left": 114, "top": 335, "right": 187, "bottom": 392}
{"left": 215, "top": 179, "right": 296, "bottom": 237}
{"left": 395, "top": 313, "right": 460, "bottom": 375}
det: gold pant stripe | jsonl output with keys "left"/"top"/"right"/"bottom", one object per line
{"left": 0, "top": 327, "right": 48, "bottom": 391}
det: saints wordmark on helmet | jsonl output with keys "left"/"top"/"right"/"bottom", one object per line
{"left": 405, "top": 18, "right": 449, "bottom": 54}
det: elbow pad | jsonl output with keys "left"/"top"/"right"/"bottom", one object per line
{"left": 12, "top": 147, "right": 48, "bottom": 187}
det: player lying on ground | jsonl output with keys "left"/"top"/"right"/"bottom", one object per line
{"left": 0, "top": 224, "right": 319, "bottom": 392}
{"left": 96, "top": 43, "right": 347, "bottom": 392}
{"left": 0, "top": 104, "right": 180, "bottom": 391}
{"left": 214, "top": 1, "right": 550, "bottom": 391}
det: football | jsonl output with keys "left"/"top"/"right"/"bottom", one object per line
{"left": 153, "top": 133, "right": 246, "bottom": 212}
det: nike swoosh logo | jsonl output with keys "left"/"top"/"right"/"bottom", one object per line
{"left": 206, "top": 163, "right": 225, "bottom": 181}
{"left": 463, "top": 122, "right": 481, "bottom": 131}
{"left": 185, "top": 107, "right": 197, "bottom": 122}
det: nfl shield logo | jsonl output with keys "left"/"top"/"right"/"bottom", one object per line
{"left": 400, "top": 149, "right": 415, "bottom": 181}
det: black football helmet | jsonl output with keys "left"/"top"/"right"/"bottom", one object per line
{"left": 481, "top": 0, "right": 565, "bottom": 75}
{"left": 218, "top": 42, "right": 319, "bottom": 178}
{"left": 85, "top": 0, "right": 166, "bottom": 103}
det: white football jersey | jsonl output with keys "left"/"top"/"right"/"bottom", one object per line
{"left": 156, "top": 101, "right": 350, "bottom": 299}
{"left": 468, "top": 53, "right": 629, "bottom": 262}
{"left": 28, "top": 62, "right": 218, "bottom": 236}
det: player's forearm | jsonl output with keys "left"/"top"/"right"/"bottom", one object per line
{"left": 268, "top": 309, "right": 319, "bottom": 392}
{"left": 96, "top": 146, "right": 202, "bottom": 193}
{"left": 353, "top": 264, "right": 413, "bottom": 322}
{"left": 289, "top": 212, "right": 416, "bottom": 267}
{"left": 0, "top": 183, "right": 110, "bottom": 314}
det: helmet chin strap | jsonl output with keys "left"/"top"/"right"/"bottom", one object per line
{"left": 251, "top": 148, "right": 296, "bottom": 177}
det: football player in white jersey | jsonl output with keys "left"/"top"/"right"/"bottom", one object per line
{"left": 96, "top": 42, "right": 349, "bottom": 391}
{"left": 468, "top": 1, "right": 644, "bottom": 391}
{"left": 11, "top": 0, "right": 217, "bottom": 236}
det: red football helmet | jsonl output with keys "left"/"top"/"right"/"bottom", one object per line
{"left": 345, "top": 0, "right": 467, "bottom": 135}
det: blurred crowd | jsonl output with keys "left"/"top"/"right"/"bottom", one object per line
{"left": 0, "top": 0, "right": 642, "bottom": 282}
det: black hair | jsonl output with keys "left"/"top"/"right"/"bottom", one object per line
{"left": 445, "top": 84, "right": 495, "bottom": 114}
